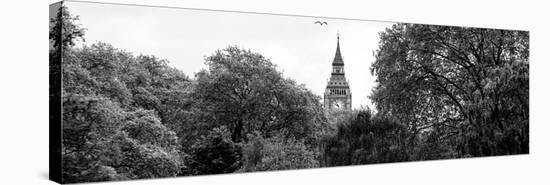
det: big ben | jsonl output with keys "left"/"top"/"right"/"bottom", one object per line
{"left": 324, "top": 34, "right": 352, "bottom": 112}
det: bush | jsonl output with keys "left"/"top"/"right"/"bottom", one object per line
{"left": 240, "top": 133, "right": 319, "bottom": 172}
{"left": 321, "top": 110, "right": 411, "bottom": 166}
{"left": 186, "top": 126, "right": 243, "bottom": 175}
{"left": 61, "top": 96, "right": 183, "bottom": 183}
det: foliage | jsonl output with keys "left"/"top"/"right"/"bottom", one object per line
{"left": 61, "top": 96, "right": 183, "bottom": 183}
{"left": 55, "top": 10, "right": 189, "bottom": 182}
{"left": 321, "top": 110, "right": 411, "bottom": 166}
{"left": 371, "top": 23, "right": 529, "bottom": 158}
{"left": 240, "top": 133, "right": 319, "bottom": 172}
{"left": 49, "top": 5, "right": 86, "bottom": 52}
{"left": 56, "top": 29, "right": 330, "bottom": 181}
{"left": 186, "top": 127, "right": 243, "bottom": 175}
{"left": 192, "top": 46, "right": 328, "bottom": 143}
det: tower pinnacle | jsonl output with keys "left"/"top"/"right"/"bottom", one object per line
{"left": 333, "top": 34, "right": 344, "bottom": 65}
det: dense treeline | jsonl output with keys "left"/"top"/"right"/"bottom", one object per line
{"left": 52, "top": 7, "right": 332, "bottom": 183}
{"left": 51, "top": 7, "right": 528, "bottom": 183}
{"left": 370, "top": 24, "right": 529, "bottom": 159}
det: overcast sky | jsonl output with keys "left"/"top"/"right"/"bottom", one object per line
{"left": 66, "top": 1, "right": 394, "bottom": 109}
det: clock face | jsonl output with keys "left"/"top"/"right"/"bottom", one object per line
{"left": 333, "top": 100, "right": 344, "bottom": 109}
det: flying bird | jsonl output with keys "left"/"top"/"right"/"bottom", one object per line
{"left": 314, "top": 21, "right": 328, "bottom": 25}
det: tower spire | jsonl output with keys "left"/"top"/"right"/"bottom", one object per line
{"left": 333, "top": 33, "right": 344, "bottom": 65}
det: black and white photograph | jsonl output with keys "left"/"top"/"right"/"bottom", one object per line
{"left": 47, "top": 0, "right": 532, "bottom": 183}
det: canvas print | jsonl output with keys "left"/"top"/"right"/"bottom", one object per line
{"left": 49, "top": 0, "right": 529, "bottom": 183}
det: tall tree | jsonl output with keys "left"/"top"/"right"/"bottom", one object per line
{"left": 371, "top": 24, "right": 529, "bottom": 158}
{"left": 192, "top": 46, "right": 327, "bottom": 143}
{"left": 59, "top": 31, "right": 188, "bottom": 182}
{"left": 49, "top": 5, "right": 86, "bottom": 51}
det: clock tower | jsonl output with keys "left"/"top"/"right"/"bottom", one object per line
{"left": 324, "top": 34, "right": 352, "bottom": 112}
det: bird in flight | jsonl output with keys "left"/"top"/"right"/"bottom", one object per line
{"left": 314, "top": 21, "right": 328, "bottom": 25}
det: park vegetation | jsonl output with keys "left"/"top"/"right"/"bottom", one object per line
{"left": 51, "top": 7, "right": 529, "bottom": 183}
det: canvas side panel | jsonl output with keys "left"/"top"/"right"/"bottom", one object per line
{"left": 49, "top": 1, "right": 63, "bottom": 184}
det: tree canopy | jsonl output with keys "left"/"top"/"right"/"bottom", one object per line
{"left": 192, "top": 46, "right": 329, "bottom": 143}
{"left": 370, "top": 23, "right": 529, "bottom": 158}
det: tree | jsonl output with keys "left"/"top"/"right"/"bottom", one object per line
{"left": 49, "top": 4, "right": 86, "bottom": 52}
{"left": 240, "top": 132, "right": 319, "bottom": 172}
{"left": 59, "top": 34, "right": 190, "bottom": 182}
{"left": 321, "top": 110, "right": 411, "bottom": 166}
{"left": 50, "top": 7, "right": 87, "bottom": 171}
{"left": 112, "top": 109, "right": 182, "bottom": 179}
{"left": 62, "top": 95, "right": 183, "bottom": 183}
{"left": 370, "top": 23, "right": 529, "bottom": 158}
{"left": 186, "top": 126, "right": 243, "bottom": 175}
{"left": 64, "top": 43, "right": 134, "bottom": 105}
{"left": 192, "top": 46, "right": 327, "bottom": 143}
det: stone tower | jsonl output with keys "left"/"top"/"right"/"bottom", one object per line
{"left": 324, "top": 34, "right": 352, "bottom": 111}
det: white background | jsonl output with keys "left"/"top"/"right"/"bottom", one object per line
{"left": 0, "top": 0, "right": 549, "bottom": 184}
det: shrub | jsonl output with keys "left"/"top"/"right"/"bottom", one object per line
{"left": 187, "top": 126, "right": 243, "bottom": 175}
{"left": 240, "top": 133, "right": 319, "bottom": 172}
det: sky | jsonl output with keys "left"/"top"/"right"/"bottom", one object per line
{"left": 65, "top": 1, "right": 394, "bottom": 109}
